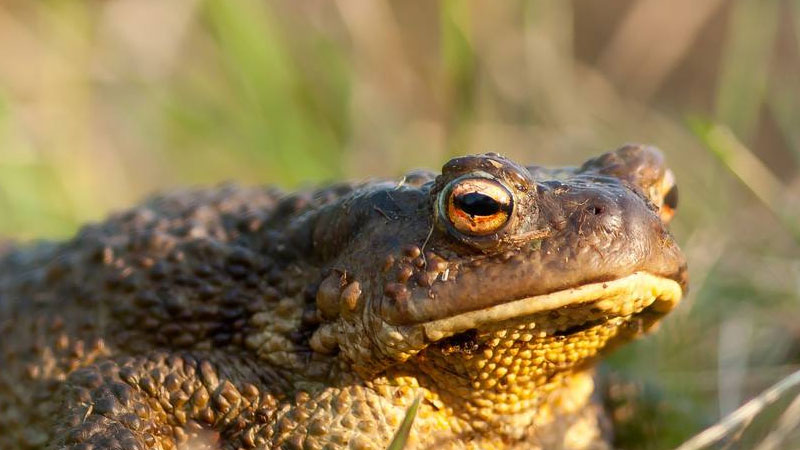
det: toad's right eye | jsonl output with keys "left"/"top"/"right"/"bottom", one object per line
{"left": 658, "top": 170, "right": 678, "bottom": 224}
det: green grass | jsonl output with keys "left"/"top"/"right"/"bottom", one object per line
{"left": 387, "top": 396, "right": 421, "bottom": 450}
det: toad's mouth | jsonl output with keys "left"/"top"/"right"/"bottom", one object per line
{"left": 420, "top": 272, "right": 683, "bottom": 344}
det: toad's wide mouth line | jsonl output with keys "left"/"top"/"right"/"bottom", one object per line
{"left": 421, "top": 272, "right": 683, "bottom": 342}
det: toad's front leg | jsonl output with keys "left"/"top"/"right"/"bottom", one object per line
{"left": 51, "top": 352, "right": 288, "bottom": 450}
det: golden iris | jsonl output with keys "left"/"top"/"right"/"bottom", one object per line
{"left": 445, "top": 178, "right": 513, "bottom": 236}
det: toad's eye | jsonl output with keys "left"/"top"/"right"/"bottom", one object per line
{"left": 658, "top": 170, "right": 678, "bottom": 224}
{"left": 664, "top": 185, "right": 678, "bottom": 210}
{"left": 445, "top": 178, "right": 513, "bottom": 236}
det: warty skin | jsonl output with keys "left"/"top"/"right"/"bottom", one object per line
{"left": 0, "top": 144, "right": 686, "bottom": 449}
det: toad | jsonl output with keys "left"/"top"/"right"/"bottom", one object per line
{"left": 0, "top": 144, "right": 686, "bottom": 449}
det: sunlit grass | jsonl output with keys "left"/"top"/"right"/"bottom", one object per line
{"left": 387, "top": 396, "right": 421, "bottom": 450}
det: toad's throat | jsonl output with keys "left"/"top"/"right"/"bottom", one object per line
{"left": 421, "top": 271, "right": 683, "bottom": 343}
{"left": 414, "top": 275, "right": 682, "bottom": 419}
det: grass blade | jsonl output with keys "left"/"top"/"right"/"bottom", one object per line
{"left": 714, "top": 0, "right": 779, "bottom": 140}
{"left": 677, "top": 368, "right": 800, "bottom": 450}
{"left": 386, "top": 395, "right": 421, "bottom": 450}
{"left": 754, "top": 392, "right": 800, "bottom": 450}
{"left": 689, "top": 119, "right": 799, "bottom": 241}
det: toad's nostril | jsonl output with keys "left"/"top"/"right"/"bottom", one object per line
{"left": 589, "top": 205, "right": 605, "bottom": 215}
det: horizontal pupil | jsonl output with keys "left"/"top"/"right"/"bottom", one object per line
{"left": 454, "top": 192, "right": 501, "bottom": 216}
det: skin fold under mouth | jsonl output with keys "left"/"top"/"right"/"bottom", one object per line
{"left": 407, "top": 272, "right": 684, "bottom": 428}
{"left": 421, "top": 272, "right": 683, "bottom": 343}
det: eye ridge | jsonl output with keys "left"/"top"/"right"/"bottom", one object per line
{"left": 454, "top": 192, "right": 502, "bottom": 216}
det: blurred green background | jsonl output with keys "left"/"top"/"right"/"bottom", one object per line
{"left": 0, "top": 0, "right": 798, "bottom": 448}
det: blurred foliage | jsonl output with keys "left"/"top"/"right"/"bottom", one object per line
{"left": 0, "top": 0, "right": 799, "bottom": 448}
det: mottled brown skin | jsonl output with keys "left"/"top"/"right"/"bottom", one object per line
{"left": 0, "top": 145, "right": 686, "bottom": 449}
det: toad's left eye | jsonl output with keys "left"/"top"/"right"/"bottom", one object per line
{"left": 445, "top": 178, "right": 513, "bottom": 236}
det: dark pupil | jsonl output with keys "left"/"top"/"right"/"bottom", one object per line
{"left": 664, "top": 185, "right": 679, "bottom": 209}
{"left": 454, "top": 192, "right": 501, "bottom": 216}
